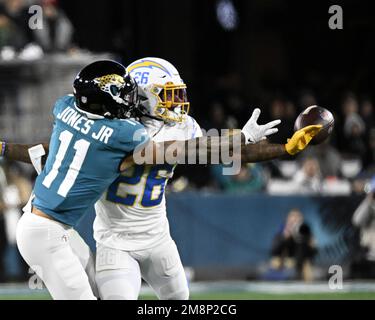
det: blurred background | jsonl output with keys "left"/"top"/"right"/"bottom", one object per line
{"left": 1, "top": 0, "right": 375, "bottom": 299}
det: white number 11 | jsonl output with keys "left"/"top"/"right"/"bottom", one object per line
{"left": 42, "top": 130, "right": 90, "bottom": 197}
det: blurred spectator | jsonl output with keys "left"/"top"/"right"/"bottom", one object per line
{"left": 361, "top": 98, "right": 375, "bottom": 167}
{"left": 0, "top": 160, "right": 32, "bottom": 282}
{"left": 32, "top": 0, "right": 74, "bottom": 53}
{"left": 300, "top": 141, "right": 342, "bottom": 177}
{"left": 267, "top": 98, "right": 294, "bottom": 144}
{"left": 352, "top": 177, "right": 375, "bottom": 259}
{"left": 341, "top": 93, "right": 367, "bottom": 159}
{"left": 270, "top": 209, "right": 317, "bottom": 281}
{"left": 0, "top": 0, "right": 44, "bottom": 61}
{"left": 204, "top": 101, "right": 237, "bottom": 131}
{"left": 211, "top": 163, "right": 267, "bottom": 193}
{"left": 0, "top": 0, "right": 31, "bottom": 50}
{"left": 352, "top": 178, "right": 368, "bottom": 196}
{"left": 351, "top": 177, "right": 375, "bottom": 278}
{"left": 292, "top": 157, "right": 322, "bottom": 194}
{"left": 360, "top": 98, "right": 374, "bottom": 136}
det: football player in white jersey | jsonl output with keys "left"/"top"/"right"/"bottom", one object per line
{"left": 93, "top": 57, "right": 290, "bottom": 300}
{"left": 1, "top": 58, "right": 321, "bottom": 300}
{"left": 93, "top": 58, "right": 204, "bottom": 300}
{"left": 93, "top": 57, "right": 320, "bottom": 300}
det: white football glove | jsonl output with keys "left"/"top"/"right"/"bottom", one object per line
{"left": 241, "top": 108, "right": 281, "bottom": 144}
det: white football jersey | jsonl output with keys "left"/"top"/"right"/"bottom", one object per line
{"left": 93, "top": 116, "right": 202, "bottom": 251}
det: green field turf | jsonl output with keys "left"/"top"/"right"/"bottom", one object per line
{"left": 2, "top": 292, "right": 375, "bottom": 300}
{"left": 3, "top": 281, "right": 375, "bottom": 300}
{"left": 144, "top": 292, "right": 375, "bottom": 300}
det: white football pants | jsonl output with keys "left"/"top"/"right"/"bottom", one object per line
{"left": 95, "top": 237, "right": 189, "bottom": 300}
{"left": 16, "top": 211, "right": 98, "bottom": 300}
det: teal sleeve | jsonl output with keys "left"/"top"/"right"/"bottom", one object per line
{"left": 116, "top": 120, "right": 150, "bottom": 153}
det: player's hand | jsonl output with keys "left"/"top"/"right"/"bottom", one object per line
{"left": 241, "top": 108, "right": 281, "bottom": 144}
{"left": 285, "top": 125, "right": 322, "bottom": 155}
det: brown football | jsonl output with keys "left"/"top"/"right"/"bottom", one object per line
{"left": 294, "top": 105, "right": 335, "bottom": 145}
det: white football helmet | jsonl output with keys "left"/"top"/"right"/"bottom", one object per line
{"left": 126, "top": 57, "right": 189, "bottom": 123}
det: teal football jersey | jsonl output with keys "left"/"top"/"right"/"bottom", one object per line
{"left": 33, "top": 95, "right": 149, "bottom": 226}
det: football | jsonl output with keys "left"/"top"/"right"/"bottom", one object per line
{"left": 294, "top": 105, "right": 335, "bottom": 145}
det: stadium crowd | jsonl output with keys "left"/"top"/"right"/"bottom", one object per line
{"left": 0, "top": 0, "right": 374, "bottom": 283}
{"left": 1, "top": 0, "right": 374, "bottom": 196}
{"left": 172, "top": 84, "right": 375, "bottom": 197}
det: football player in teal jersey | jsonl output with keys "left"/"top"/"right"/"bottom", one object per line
{"left": 1, "top": 60, "right": 321, "bottom": 300}
{"left": 12, "top": 60, "right": 149, "bottom": 300}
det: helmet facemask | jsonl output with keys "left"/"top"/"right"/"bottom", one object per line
{"left": 120, "top": 74, "right": 139, "bottom": 118}
{"left": 151, "top": 82, "right": 190, "bottom": 123}
{"left": 126, "top": 57, "right": 191, "bottom": 123}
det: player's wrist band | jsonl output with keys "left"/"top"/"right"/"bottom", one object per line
{"left": 0, "top": 141, "right": 6, "bottom": 157}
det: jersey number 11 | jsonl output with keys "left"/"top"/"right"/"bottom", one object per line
{"left": 42, "top": 130, "right": 90, "bottom": 197}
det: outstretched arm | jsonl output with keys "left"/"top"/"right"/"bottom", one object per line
{"left": 120, "top": 125, "right": 322, "bottom": 171}
{"left": 241, "top": 140, "right": 287, "bottom": 162}
{"left": 242, "top": 124, "right": 322, "bottom": 161}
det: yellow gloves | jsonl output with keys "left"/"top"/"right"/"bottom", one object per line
{"left": 285, "top": 125, "right": 322, "bottom": 155}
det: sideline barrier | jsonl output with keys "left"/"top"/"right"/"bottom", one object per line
{"left": 77, "top": 192, "right": 363, "bottom": 268}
